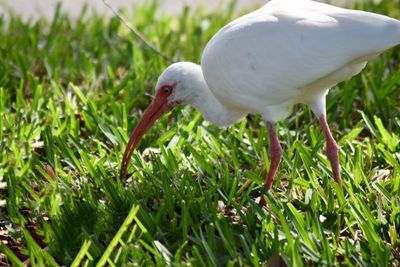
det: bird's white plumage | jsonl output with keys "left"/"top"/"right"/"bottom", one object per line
{"left": 201, "top": 0, "right": 400, "bottom": 121}
{"left": 123, "top": 0, "right": 400, "bottom": 189}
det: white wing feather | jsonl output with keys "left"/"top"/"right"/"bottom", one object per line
{"left": 201, "top": 0, "right": 400, "bottom": 119}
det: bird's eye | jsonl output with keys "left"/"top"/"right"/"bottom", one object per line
{"left": 161, "top": 85, "right": 173, "bottom": 95}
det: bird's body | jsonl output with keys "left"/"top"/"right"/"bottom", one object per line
{"left": 120, "top": 0, "right": 400, "bottom": 202}
{"left": 201, "top": 0, "right": 400, "bottom": 122}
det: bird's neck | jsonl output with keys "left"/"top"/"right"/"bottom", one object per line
{"left": 187, "top": 66, "right": 246, "bottom": 126}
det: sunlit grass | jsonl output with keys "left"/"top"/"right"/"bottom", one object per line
{"left": 0, "top": 0, "right": 399, "bottom": 266}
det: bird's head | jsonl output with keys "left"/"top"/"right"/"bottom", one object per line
{"left": 120, "top": 62, "right": 204, "bottom": 178}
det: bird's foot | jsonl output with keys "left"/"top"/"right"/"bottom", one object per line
{"left": 259, "top": 195, "right": 267, "bottom": 208}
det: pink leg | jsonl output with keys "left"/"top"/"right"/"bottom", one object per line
{"left": 260, "top": 122, "right": 282, "bottom": 206}
{"left": 265, "top": 122, "right": 282, "bottom": 190}
{"left": 319, "top": 115, "right": 342, "bottom": 189}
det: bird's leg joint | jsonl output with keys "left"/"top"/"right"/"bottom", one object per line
{"left": 270, "top": 144, "right": 282, "bottom": 162}
{"left": 325, "top": 139, "right": 338, "bottom": 161}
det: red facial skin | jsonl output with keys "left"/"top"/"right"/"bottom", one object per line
{"left": 120, "top": 84, "right": 178, "bottom": 179}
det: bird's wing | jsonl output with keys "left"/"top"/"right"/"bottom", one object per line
{"left": 201, "top": 0, "right": 400, "bottom": 111}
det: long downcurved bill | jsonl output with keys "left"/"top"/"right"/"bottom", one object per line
{"left": 120, "top": 98, "right": 173, "bottom": 179}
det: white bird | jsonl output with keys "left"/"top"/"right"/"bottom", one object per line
{"left": 120, "top": 0, "right": 400, "bottom": 203}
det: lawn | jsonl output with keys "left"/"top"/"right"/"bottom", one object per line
{"left": 0, "top": 0, "right": 399, "bottom": 266}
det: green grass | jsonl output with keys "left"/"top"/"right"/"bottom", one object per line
{"left": 1, "top": 0, "right": 400, "bottom": 266}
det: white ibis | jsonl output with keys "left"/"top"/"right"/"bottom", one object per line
{"left": 120, "top": 0, "right": 400, "bottom": 200}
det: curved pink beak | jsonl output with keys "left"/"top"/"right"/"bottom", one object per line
{"left": 120, "top": 96, "right": 175, "bottom": 179}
